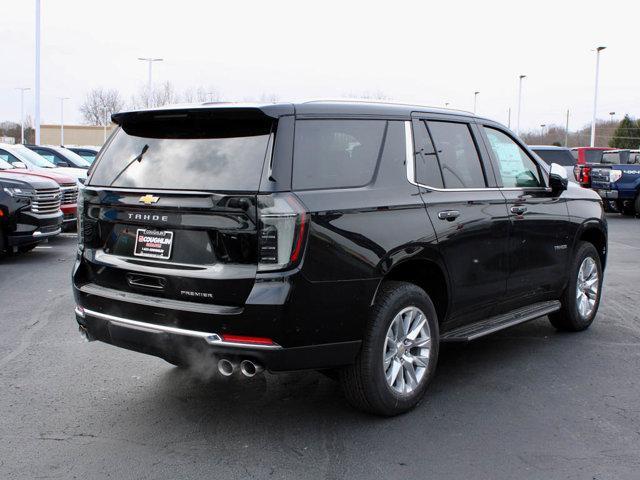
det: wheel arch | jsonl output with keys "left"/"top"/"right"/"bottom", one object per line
{"left": 372, "top": 256, "right": 450, "bottom": 324}
{"left": 575, "top": 220, "right": 608, "bottom": 270}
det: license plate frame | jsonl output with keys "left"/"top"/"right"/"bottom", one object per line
{"left": 133, "top": 228, "right": 174, "bottom": 260}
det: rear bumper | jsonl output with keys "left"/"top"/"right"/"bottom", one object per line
{"left": 75, "top": 306, "right": 360, "bottom": 372}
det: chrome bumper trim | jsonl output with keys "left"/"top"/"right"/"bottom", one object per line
{"left": 79, "top": 307, "right": 282, "bottom": 350}
{"left": 79, "top": 283, "right": 242, "bottom": 315}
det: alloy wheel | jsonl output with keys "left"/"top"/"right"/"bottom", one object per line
{"left": 383, "top": 306, "right": 431, "bottom": 395}
{"left": 576, "top": 257, "right": 599, "bottom": 319}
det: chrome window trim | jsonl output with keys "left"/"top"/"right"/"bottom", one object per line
{"left": 403, "top": 121, "right": 551, "bottom": 193}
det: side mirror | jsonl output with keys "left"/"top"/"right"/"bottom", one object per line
{"left": 549, "top": 163, "right": 568, "bottom": 192}
{"left": 13, "top": 161, "right": 27, "bottom": 169}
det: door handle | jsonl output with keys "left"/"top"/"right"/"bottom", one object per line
{"left": 510, "top": 205, "right": 527, "bottom": 215}
{"left": 437, "top": 210, "right": 460, "bottom": 221}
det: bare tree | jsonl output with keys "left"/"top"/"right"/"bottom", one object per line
{"left": 131, "top": 81, "right": 181, "bottom": 109}
{"left": 345, "top": 90, "right": 391, "bottom": 101}
{"left": 183, "top": 86, "right": 221, "bottom": 103}
{"left": 80, "top": 88, "right": 125, "bottom": 125}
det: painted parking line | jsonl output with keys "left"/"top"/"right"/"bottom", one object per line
{"left": 35, "top": 246, "right": 53, "bottom": 249}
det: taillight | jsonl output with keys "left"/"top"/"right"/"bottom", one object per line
{"left": 578, "top": 166, "right": 591, "bottom": 186}
{"left": 76, "top": 186, "right": 85, "bottom": 250}
{"left": 257, "top": 193, "right": 308, "bottom": 272}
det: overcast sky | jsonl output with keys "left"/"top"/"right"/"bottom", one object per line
{"left": 2, "top": 0, "right": 638, "bottom": 135}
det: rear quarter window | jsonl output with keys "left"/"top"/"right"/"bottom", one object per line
{"left": 292, "top": 120, "right": 385, "bottom": 190}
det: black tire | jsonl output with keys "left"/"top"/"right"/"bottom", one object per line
{"left": 619, "top": 200, "right": 635, "bottom": 216}
{"left": 339, "top": 281, "right": 439, "bottom": 416}
{"left": 635, "top": 194, "right": 640, "bottom": 218}
{"left": 0, "top": 227, "right": 6, "bottom": 258}
{"left": 549, "top": 242, "right": 602, "bottom": 332}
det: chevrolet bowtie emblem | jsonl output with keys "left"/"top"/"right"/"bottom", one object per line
{"left": 139, "top": 194, "right": 160, "bottom": 205}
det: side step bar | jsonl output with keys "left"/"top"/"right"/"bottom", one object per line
{"left": 441, "top": 300, "right": 561, "bottom": 342}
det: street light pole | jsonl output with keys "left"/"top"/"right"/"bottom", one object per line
{"left": 103, "top": 107, "right": 108, "bottom": 143}
{"left": 609, "top": 111, "right": 615, "bottom": 122}
{"left": 590, "top": 46, "right": 606, "bottom": 147}
{"left": 565, "top": 109, "right": 570, "bottom": 147}
{"left": 473, "top": 91, "right": 480, "bottom": 114}
{"left": 57, "top": 97, "right": 69, "bottom": 145}
{"left": 540, "top": 124, "right": 546, "bottom": 139}
{"left": 35, "top": 0, "right": 41, "bottom": 144}
{"left": 517, "top": 74, "right": 526, "bottom": 135}
{"left": 138, "top": 57, "right": 163, "bottom": 107}
{"left": 15, "top": 87, "right": 30, "bottom": 144}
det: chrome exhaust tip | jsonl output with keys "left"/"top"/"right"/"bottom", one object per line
{"left": 217, "top": 359, "right": 236, "bottom": 377}
{"left": 240, "top": 360, "right": 264, "bottom": 377}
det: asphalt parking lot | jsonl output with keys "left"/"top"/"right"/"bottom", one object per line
{"left": 1, "top": 215, "right": 639, "bottom": 480}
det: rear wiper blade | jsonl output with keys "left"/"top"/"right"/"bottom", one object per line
{"left": 108, "top": 144, "right": 149, "bottom": 187}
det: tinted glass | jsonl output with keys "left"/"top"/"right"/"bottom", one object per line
{"left": 293, "top": 120, "right": 385, "bottom": 190}
{"left": 532, "top": 148, "right": 575, "bottom": 167}
{"left": 13, "top": 146, "right": 56, "bottom": 168}
{"left": 427, "top": 121, "right": 485, "bottom": 188}
{"left": 484, "top": 127, "right": 542, "bottom": 188}
{"left": 89, "top": 119, "right": 273, "bottom": 191}
{"left": 0, "top": 157, "right": 15, "bottom": 169}
{"left": 413, "top": 121, "right": 443, "bottom": 188}
{"left": 54, "top": 147, "right": 91, "bottom": 168}
{"left": 585, "top": 150, "right": 604, "bottom": 163}
{"left": 0, "top": 150, "right": 20, "bottom": 166}
{"left": 33, "top": 149, "right": 62, "bottom": 165}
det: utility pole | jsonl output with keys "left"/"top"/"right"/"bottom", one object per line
{"left": 57, "top": 97, "right": 69, "bottom": 145}
{"left": 138, "top": 57, "right": 163, "bottom": 107}
{"left": 590, "top": 46, "right": 606, "bottom": 147}
{"left": 15, "top": 87, "right": 31, "bottom": 144}
{"left": 565, "top": 109, "right": 570, "bottom": 147}
{"left": 35, "top": 0, "right": 41, "bottom": 144}
{"left": 517, "top": 75, "right": 526, "bottom": 135}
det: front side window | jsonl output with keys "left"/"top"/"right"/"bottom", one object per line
{"left": 293, "top": 119, "right": 385, "bottom": 190}
{"left": 33, "top": 149, "right": 61, "bottom": 165}
{"left": 427, "top": 121, "right": 485, "bottom": 188}
{"left": 484, "top": 127, "right": 542, "bottom": 188}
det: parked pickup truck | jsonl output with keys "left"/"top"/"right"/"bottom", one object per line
{"left": 590, "top": 163, "right": 640, "bottom": 216}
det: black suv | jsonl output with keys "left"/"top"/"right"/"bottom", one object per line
{"left": 1, "top": 163, "right": 63, "bottom": 255}
{"left": 73, "top": 101, "right": 607, "bottom": 415}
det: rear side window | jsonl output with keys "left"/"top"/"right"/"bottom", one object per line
{"left": 413, "top": 121, "right": 444, "bottom": 188}
{"left": 601, "top": 152, "right": 620, "bottom": 164}
{"left": 89, "top": 117, "right": 273, "bottom": 191}
{"left": 292, "top": 120, "right": 385, "bottom": 190}
{"left": 484, "top": 127, "right": 542, "bottom": 188}
{"left": 427, "top": 121, "right": 486, "bottom": 188}
{"left": 532, "top": 149, "right": 575, "bottom": 167}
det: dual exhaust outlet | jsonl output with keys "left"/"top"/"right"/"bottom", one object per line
{"left": 218, "top": 358, "right": 264, "bottom": 378}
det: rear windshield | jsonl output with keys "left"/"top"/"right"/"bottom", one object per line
{"left": 532, "top": 149, "right": 575, "bottom": 167}
{"left": 89, "top": 116, "right": 273, "bottom": 191}
{"left": 585, "top": 150, "right": 604, "bottom": 163}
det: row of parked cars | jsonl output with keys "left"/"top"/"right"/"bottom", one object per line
{"left": 0, "top": 144, "right": 99, "bottom": 256}
{"left": 530, "top": 145, "right": 640, "bottom": 216}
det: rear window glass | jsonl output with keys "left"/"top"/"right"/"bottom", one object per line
{"left": 532, "top": 149, "right": 575, "bottom": 167}
{"left": 89, "top": 116, "right": 273, "bottom": 191}
{"left": 585, "top": 150, "right": 604, "bottom": 163}
{"left": 427, "top": 121, "right": 486, "bottom": 188}
{"left": 293, "top": 120, "right": 385, "bottom": 190}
